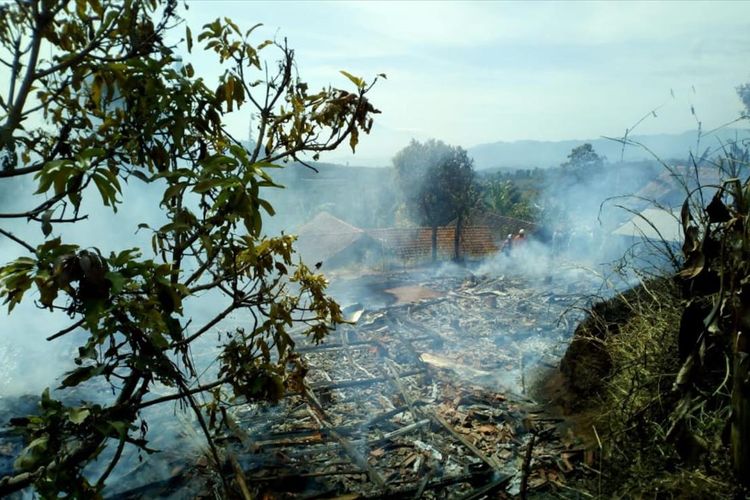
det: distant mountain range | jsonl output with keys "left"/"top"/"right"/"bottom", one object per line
{"left": 468, "top": 128, "right": 748, "bottom": 170}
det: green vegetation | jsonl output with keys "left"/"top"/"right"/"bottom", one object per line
{"left": 0, "top": 0, "right": 379, "bottom": 495}
{"left": 561, "top": 143, "right": 605, "bottom": 176}
{"left": 481, "top": 178, "right": 538, "bottom": 221}
{"left": 477, "top": 143, "right": 613, "bottom": 227}
{"left": 393, "top": 139, "right": 477, "bottom": 261}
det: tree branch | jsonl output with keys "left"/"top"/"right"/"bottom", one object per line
{"left": 0, "top": 227, "right": 36, "bottom": 253}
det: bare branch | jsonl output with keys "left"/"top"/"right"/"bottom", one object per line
{"left": 0, "top": 227, "right": 36, "bottom": 253}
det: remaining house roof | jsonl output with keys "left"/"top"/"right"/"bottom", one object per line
{"left": 295, "top": 212, "right": 499, "bottom": 265}
{"left": 295, "top": 212, "right": 368, "bottom": 264}
{"left": 612, "top": 207, "right": 682, "bottom": 243}
{"left": 628, "top": 166, "right": 722, "bottom": 211}
{"left": 368, "top": 226, "right": 498, "bottom": 261}
{"left": 447, "top": 210, "right": 536, "bottom": 238}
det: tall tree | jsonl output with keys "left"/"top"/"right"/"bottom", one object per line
{"left": 561, "top": 143, "right": 605, "bottom": 180}
{"left": 393, "top": 139, "right": 475, "bottom": 262}
{"left": 0, "top": 0, "right": 380, "bottom": 496}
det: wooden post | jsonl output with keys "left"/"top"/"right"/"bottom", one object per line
{"left": 453, "top": 214, "right": 463, "bottom": 262}
{"left": 431, "top": 225, "right": 438, "bottom": 262}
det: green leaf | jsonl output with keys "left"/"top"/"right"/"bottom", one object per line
{"left": 41, "top": 209, "right": 53, "bottom": 237}
{"left": 107, "top": 420, "right": 130, "bottom": 438}
{"left": 14, "top": 436, "right": 48, "bottom": 471}
{"left": 162, "top": 183, "right": 186, "bottom": 203}
{"left": 258, "top": 198, "right": 275, "bottom": 216}
{"left": 105, "top": 271, "right": 126, "bottom": 294}
{"left": 92, "top": 172, "right": 117, "bottom": 208}
{"left": 193, "top": 179, "right": 221, "bottom": 193}
{"left": 68, "top": 407, "right": 90, "bottom": 424}
{"left": 340, "top": 70, "right": 364, "bottom": 89}
{"left": 186, "top": 26, "right": 193, "bottom": 53}
{"left": 75, "top": 0, "right": 87, "bottom": 18}
{"left": 59, "top": 365, "right": 102, "bottom": 388}
{"left": 244, "top": 22, "right": 263, "bottom": 38}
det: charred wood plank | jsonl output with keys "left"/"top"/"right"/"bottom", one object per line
{"left": 427, "top": 410, "right": 505, "bottom": 476}
{"left": 458, "top": 474, "right": 514, "bottom": 500}
{"left": 364, "top": 403, "right": 424, "bottom": 428}
{"left": 382, "top": 358, "right": 429, "bottom": 441}
{"left": 229, "top": 454, "right": 253, "bottom": 500}
{"left": 519, "top": 432, "right": 538, "bottom": 500}
{"left": 296, "top": 339, "right": 377, "bottom": 353}
{"left": 363, "top": 467, "right": 494, "bottom": 499}
{"left": 303, "top": 386, "right": 387, "bottom": 490}
{"left": 251, "top": 468, "right": 364, "bottom": 482}
{"left": 309, "top": 369, "right": 425, "bottom": 391}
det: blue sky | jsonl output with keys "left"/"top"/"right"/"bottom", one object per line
{"left": 181, "top": 1, "right": 750, "bottom": 165}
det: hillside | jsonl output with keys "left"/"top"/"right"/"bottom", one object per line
{"left": 468, "top": 128, "right": 746, "bottom": 170}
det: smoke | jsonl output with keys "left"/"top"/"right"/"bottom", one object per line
{"left": 0, "top": 175, "right": 266, "bottom": 492}
{"left": 2, "top": 116, "right": 744, "bottom": 494}
{"left": 0, "top": 176, "right": 173, "bottom": 397}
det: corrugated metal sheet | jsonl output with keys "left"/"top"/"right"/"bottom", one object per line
{"left": 612, "top": 207, "right": 682, "bottom": 242}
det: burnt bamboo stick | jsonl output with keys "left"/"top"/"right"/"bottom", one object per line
{"left": 383, "top": 359, "right": 421, "bottom": 423}
{"left": 427, "top": 410, "right": 506, "bottom": 476}
{"left": 519, "top": 432, "right": 538, "bottom": 500}
{"left": 229, "top": 454, "right": 253, "bottom": 500}
{"left": 309, "top": 369, "right": 425, "bottom": 391}
{"left": 363, "top": 468, "right": 492, "bottom": 499}
{"left": 296, "top": 339, "right": 376, "bottom": 353}
{"left": 364, "top": 403, "right": 420, "bottom": 427}
{"left": 459, "top": 474, "right": 513, "bottom": 500}
{"left": 380, "top": 418, "right": 430, "bottom": 440}
{"left": 251, "top": 468, "right": 364, "bottom": 482}
{"left": 303, "top": 386, "right": 387, "bottom": 490}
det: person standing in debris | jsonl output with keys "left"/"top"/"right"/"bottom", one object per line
{"left": 502, "top": 233, "right": 513, "bottom": 255}
{"left": 512, "top": 228, "right": 527, "bottom": 249}
{"left": 552, "top": 228, "right": 563, "bottom": 253}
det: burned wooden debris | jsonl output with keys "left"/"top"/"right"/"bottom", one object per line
{"left": 0, "top": 271, "right": 595, "bottom": 497}
{"left": 217, "top": 271, "right": 594, "bottom": 498}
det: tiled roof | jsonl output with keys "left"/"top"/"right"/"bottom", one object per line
{"left": 295, "top": 213, "right": 499, "bottom": 265}
{"left": 474, "top": 211, "right": 534, "bottom": 234}
{"left": 367, "top": 226, "right": 498, "bottom": 261}
{"left": 295, "top": 212, "right": 368, "bottom": 264}
{"left": 448, "top": 210, "right": 536, "bottom": 239}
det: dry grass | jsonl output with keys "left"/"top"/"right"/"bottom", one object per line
{"left": 573, "top": 277, "right": 737, "bottom": 498}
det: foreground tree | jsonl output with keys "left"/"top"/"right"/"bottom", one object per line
{"left": 392, "top": 139, "right": 476, "bottom": 262}
{"left": 0, "top": 0, "right": 379, "bottom": 495}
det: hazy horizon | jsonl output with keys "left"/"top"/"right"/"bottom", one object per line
{"left": 181, "top": 1, "right": 750, "bottom": 166}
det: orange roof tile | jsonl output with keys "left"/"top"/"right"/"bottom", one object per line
{"left": 367, "top": 226, "right": 497, "bottom": 261}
